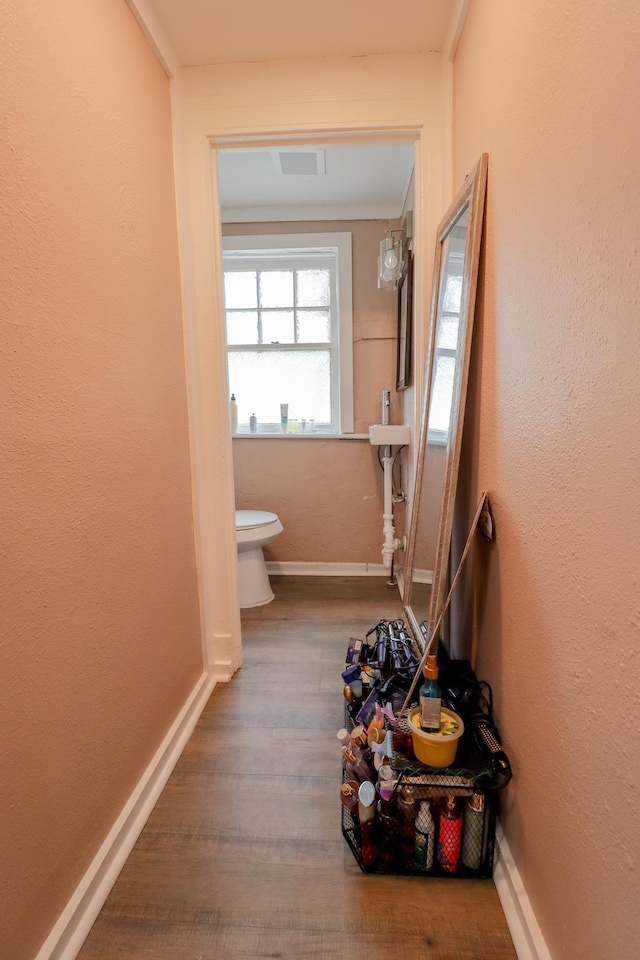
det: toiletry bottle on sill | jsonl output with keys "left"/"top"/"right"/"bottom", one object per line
{"left": 249, "top": 413, "right": 257, "bottom": 433}
{"left": 419, "top": 654, "right": 442, "bottom": 733}
{"left": 230, "top": 394, "right": 238, "bottom": 433}
{"left": 437, "top": 795, "right": 462, "bottom": 873}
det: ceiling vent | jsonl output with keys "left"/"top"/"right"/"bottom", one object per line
{"left": 272, "top": 149, "right": 326, "bottom": 176}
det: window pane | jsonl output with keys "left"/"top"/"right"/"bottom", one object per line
{"left": 259, "top": 270, "right": 294, "bottom": 308}
{"left": 443, "top": 274, "right": 462, "bottom": 314}
{"left": 296, "top": 269, "right": 330, "bottom": 307}
{"left": 428, "top": 355, "right": 456, "bottom": 433}
{"left": 297, "top": 309, "right": 330, "bottom": 343}
{"left": 226, "top": 311, "right": 258, "bottom": 345}
{"left": 437, "top": 314, "right": 459, "bottom": 350}
{"left": 262, "top": 311, "right": 294, "bottom": 343}
{"left": 228, "top": 350, "right": 331, "bottom": 426}
{"left": 224, "top": 271, "right": 257, "bottom": 309}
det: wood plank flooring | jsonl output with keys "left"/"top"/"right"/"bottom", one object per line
{"left": 77, "top": 576, "right": 516, "bottom": 960}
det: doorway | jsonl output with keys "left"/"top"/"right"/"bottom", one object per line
{"left": 211, "top": 136, "right": 418, "bottom": 645}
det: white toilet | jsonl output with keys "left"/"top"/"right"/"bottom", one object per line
{"left": 235, "top": 510, "right": 283, "bottom": 608}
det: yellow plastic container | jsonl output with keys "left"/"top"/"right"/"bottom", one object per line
{"left": 408, "top": 707, "right": 465, "bottom": 767}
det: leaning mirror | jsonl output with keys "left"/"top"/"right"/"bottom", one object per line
{"left": 403, "top": 154, "right": 488, "bottom": 649}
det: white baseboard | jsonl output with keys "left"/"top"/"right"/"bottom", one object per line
{"left": 266, "top": 560, "right": 391, "bottom": 577}
{"left": 494, "top": 822, "right": 553, "bottom": 960}
{"left": 35, "top": 671, "right": 218, "bottom": 960}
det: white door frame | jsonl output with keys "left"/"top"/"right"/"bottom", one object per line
{"left": 178, "top": 56, "right": 449, "bottom": 678}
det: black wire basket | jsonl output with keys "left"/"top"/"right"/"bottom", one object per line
{"left": 341, "top": 707, "right": 502, "bottom": 878}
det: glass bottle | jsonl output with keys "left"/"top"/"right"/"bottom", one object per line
{"left": 397, "top": 785, "right": 417, "bottom": 839}
{"left": 350, "top": 724, "right": 368, "bottom": 750}
{"left": 341, "top": 746, "right": 375, "bottom": 784}
{"left": 397, "top": 784, "right": 417, "bottom": 869}
{"left": 358, "top": 781, "right": 377, "bottom": 869}
{"left": 414, "top": 800, "right": 435, "bottom": 872}
{"left": 340, "top": 780, "right": 359, "bottom": 816}
{"left": 437, "top": 795, "right": 463, "bottom": 873}
{"left": 461, "top": 792, "right": 486, "bottom": 870}
{"left": 377, "top": 794, "right": 400, "bottom": 869}
{"left": 419, "top": 654, "right": 442, "bottom": 733}
{"left": 336, "top": 728, "right": 351, "bottom": 748}
{"left": 377, "top": 764, "right": 394, "bottom": 801}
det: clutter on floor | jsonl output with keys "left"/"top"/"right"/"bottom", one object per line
{"left": 338, "top": 618, "right": 512, "bottom": 877}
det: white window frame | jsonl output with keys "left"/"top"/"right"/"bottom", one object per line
{"left": 427, "top": 247, "right": 465, "bottom": 445}
{"left": 222, "top": 233, "right": 353, "bottom": 435}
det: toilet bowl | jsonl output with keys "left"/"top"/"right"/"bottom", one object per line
{"left": 235, "top": 510, "right": 283, "bottom": 608}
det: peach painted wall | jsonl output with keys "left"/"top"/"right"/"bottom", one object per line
{"left": 226, "top": 220, "right": 404, "bottom": 565}
{"left": 452, "top": 2, "right": 640, "bottom": 957}
{"left": 0, "top": 2, "right": 203, "bottom": 956}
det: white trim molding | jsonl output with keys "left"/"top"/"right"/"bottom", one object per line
{"left": 35, "top": 673, "right": 217, "bottom": 960}
{"left": 266, "top": 560, "right": 391, "bottom": 577}
{"left": 124, "top": 0, "right": 181, "bottom": 78}
{"left": 494, "top": 822, "right": 553, "bottom": 960}
{"left": 444, "top": 0, "right": 472, "bottom": 63}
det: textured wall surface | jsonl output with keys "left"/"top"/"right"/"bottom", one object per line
{"left": 0, "top": 1, "right": 203, "bottom": 956}
{"left": 452, "top": 2, "right": 640, "bottom": 957}
{"left": 227, "top": 220, "right": 402, "bottom": 565}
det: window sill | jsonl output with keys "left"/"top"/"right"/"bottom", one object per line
{"left": 232, "top": 432, "right": 370, "bottom": 440}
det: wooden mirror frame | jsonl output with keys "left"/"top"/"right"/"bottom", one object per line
{"left": 396, "top": 248, "right": 413, "bottom": 391}
{"left": 403, "top": 154, "right": 488, "bottom": 650}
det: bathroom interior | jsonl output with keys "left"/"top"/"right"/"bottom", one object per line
{"left": 221, "top": 140, "right": 421, "bottom": 609}
{"left": 221, "top": 138, "right": 457, "bottom": 648}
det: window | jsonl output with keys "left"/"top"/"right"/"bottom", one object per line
{"left": 222, "top": 234, "right": 353, "bottom": 434}
{"left": 427, "top": 222, "right": 466, "bottom": 443}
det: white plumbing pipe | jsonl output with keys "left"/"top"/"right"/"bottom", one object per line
{"left": 381, "top": 449, "right": 399, "bottom": 570}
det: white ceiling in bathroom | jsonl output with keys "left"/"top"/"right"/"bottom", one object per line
{"left": 217, "top": 142, "right": 416, "bottom": 223}
{"left": 147, "top": 0, "right": 456, "bottom": 68}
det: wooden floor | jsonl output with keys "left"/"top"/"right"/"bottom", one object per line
{"left": 77, "top": 577, "right": 516, "bottom": 960}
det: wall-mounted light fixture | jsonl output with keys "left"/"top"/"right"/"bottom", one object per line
{"left": 378, "top": 229, "right": 405, "bottom": 290}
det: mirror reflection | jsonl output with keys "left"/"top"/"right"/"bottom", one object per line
{"left": 403, "top": 156, "right": 488, "bottom": 647}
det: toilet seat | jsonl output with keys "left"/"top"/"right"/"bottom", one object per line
{"left": 236, "top": 510, "right": 279, "bottom": 531}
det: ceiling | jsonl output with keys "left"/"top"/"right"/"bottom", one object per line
{"left": 216, "top": 142, "right": 416, "bottom": 223}
{"left": 147, "top": 0, "right": 455, "bottom": 220}
{"left": 148, "top": 0, "right": 456, "bottom": 68}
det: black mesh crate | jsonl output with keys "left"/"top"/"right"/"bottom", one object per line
{"left": 341, "top": 774, "right": 497, "bottom": 877}
{"left": 340, "top": 708, "right": 502, "bottom": 877}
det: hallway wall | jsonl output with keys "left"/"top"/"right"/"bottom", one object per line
{"left": 452, "top": 2, "right": 640, "bottom": 957}
{"left": 0, "top": 2, "right": 203, "bottom": 956}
